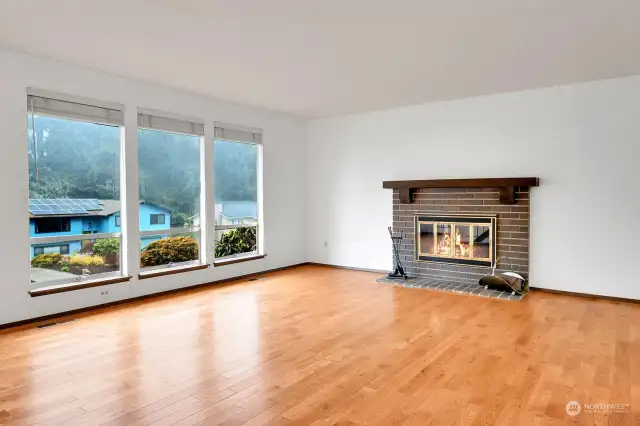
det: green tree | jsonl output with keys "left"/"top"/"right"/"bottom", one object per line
{"left": 28, "top": 116, "right": 258, "bottom": 221}
{"left": 92, "top": 238, "right": 120, "bottom": 256}
{"left": 170, "top": 212, "right": 189, "bottom": 227}
{"left": 214, "top": 227, "right": 256, "bottom": 258}
{"left": 29, "top": 176, "right": 72, "bottom": 198}
{"left": 214, "top": 140, "right": 257, "bottom": 202}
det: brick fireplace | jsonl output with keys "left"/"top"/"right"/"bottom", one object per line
{"left": 386, "top": 178, "right": 538, "bottom": 285}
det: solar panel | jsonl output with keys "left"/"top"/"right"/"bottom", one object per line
{"left": 29, "top": 198, "right": 106, "bottom": 216}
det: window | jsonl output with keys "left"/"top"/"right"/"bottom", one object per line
{"left": 150, "top": 214, "right": 165, "bottom": 225}
{"left": 115, "top": 214, "right": 120, "bottom": 227}
{"left": 33, "top": 244, "right": 70, "bottom": 257}
{"left": 34, "top": 218, "right": 71, "bottom": 234}
{"left": 138, "top": 111, "right": 203, "bottom": 270}
{"left": 213, "top": 124, "right": 262, "bottom": 260}
{"left": 28, "top": 89, "right": 124, "bottom": 286}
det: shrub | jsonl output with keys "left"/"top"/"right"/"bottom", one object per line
{"left": 69, "top": 255, "right": 105, "bottom": 267}
{"left": 214, "top": 227, "right": 256, "bottom": 258}
{"left": 171, "top": 212, "right": 189, "bottom": 227}
{"left": 81, "top": 241, "right": 95, "bottom": 254}
{"left": 140, "top": 236, "right": 199, "bottom": 267}
{"left": 31, "top": 253, "right": 63, "bottom": 268}
{"left": 93, "top": 238, "right": 120, "bottom": 256}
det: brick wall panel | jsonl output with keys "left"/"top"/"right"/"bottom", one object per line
{"left": 391, "top": 184, "right": 530, "bottom": 282}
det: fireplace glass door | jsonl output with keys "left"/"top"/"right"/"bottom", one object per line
{"left": 416, "top": 215, "right": 496, "bottom": 267}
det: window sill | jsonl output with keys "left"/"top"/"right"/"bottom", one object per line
{"left": 29, "top": 275, "right": 131, "bottom": 297}
{"left": 138, "top": 263, "right": 209, "bottom": 279}
{"left": 213, "top": 254, "right": 266, "bottom": 267}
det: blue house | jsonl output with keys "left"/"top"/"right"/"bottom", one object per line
{"left": 29, "top": 199, "right": 171, "bottom": 258}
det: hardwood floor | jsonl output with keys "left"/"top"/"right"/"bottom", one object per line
{"left": 1, "top": 265, "right": 639, "bottom": 425}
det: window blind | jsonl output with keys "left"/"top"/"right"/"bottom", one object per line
{"left": 214, "top": 124, "right": 263, "bottom": 144}
{"left": 27, "top": 89, "right": 124, "bottom": 126}
{"left": 138, "top": 113, "right": 205, "bottom": 136}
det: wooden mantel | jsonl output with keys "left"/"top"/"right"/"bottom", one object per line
{"left": 383, "top": 177, "right": 539, "bottom": 204}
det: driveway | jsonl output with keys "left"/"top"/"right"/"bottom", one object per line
{"left": 31, "top": 267, "right": 76, "bottom": 283}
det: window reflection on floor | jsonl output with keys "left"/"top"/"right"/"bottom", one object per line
{"left": 213, "top": 292, "right": 260, "bottom": 361}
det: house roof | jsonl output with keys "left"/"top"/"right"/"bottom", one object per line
{"left": 99, "top": 200, "right": 122, "bottom": 217}
{"left": 190, "top": 201, "right": 258, "bottom": 221}
{"left": 220, "top": 201, "right": 257, "bottom": 219}
{"left": 28, "top": 199, "right": 166, "bottom": 219}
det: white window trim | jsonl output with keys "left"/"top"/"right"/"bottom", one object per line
{"left": 137, "top": 111, "right": 205, "bottom": 271}
{"left": 138, "top": 108, "right": 205, "bottom": 136}
{"left": 212, "top": 130, "right": 263, "bottom": 260}
{"left": 214, "top": 122, "right": 263, "bottom": 144}
{"left": 26, "top": 89, "right": 269, "bottom": 290}
{"left": 27, "top": 88, "right": 124, "bottom": 112}
{"left": 27, "top": 87, "right": 124, "bottom": 126}
{"left": 28, "top": 90, "right": 125, "bottom": 288}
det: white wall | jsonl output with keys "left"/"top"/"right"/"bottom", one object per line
{"left": 0, "top": 48, "right": 308, "bottom": 325}
{"left": 308, "top": 76, "right": 640, "bottom": 299}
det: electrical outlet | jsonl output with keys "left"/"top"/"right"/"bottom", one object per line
{"left": 101, "top": 290, "right": 109, "bottom": 296}
{"left": 324, "top": 241, "right": 328, "bottom": 248}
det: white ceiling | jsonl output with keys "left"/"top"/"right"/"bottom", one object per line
{"left": 1, "top": 0, "right": 639, "bottom": 117}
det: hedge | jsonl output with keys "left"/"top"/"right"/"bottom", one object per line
{"left": 69, "top": 255, "right": 105, "bottom": 267}
{"left": 31, "top": 253, "right": 63, "bottom": 268}
{"left": 140, "top": 236, "right": 199, "bottom": 267}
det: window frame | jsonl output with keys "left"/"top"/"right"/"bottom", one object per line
{"left": 149, "top": 213, "right": 165, "bottom": 225}
{"left": 26, "top": 90, "right": 269, "bottom": 293}
{"left": 33, "top": 244, "right": 69, "bottom": 256}
{"left": 212, "top": 128, "right": 263, "bottom": 262}
{"left": 34, "top": 217, "right": 71, "bottom": 234}
{"left": 27, "top": 89, "right": 126, "bottom": 289}
{"left": 137, "top": 109, "right": 206, "bottom": 272}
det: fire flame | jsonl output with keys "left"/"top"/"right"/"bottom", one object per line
{"left": 437, "top": 233, "right": 452, "bottom": 255}
{"left": 438, "top": 228, "right": 470, "bottom": 257}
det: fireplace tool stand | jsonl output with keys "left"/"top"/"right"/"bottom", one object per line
{"left": 388, "top": 226, "right": 408, "bottom": 280}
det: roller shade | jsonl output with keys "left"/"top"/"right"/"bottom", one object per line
{"left": 214, "top": 124, "right": 263, "bottom": 144}
{"left": 27, "top": 90, "right": 124, "bottom": 126}
{"left": 138, "top": 113, "right": 204, "bottom": 136}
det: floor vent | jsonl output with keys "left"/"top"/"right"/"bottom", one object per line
{"left": 36, "top": 319, "right": 75, "bottom": 329}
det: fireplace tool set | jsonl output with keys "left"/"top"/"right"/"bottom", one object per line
{"left": 388, "top": 225, "right": 528, "bottom": 294}
{"left": 388, "top": 226, "right": 408, "bottom": 279}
